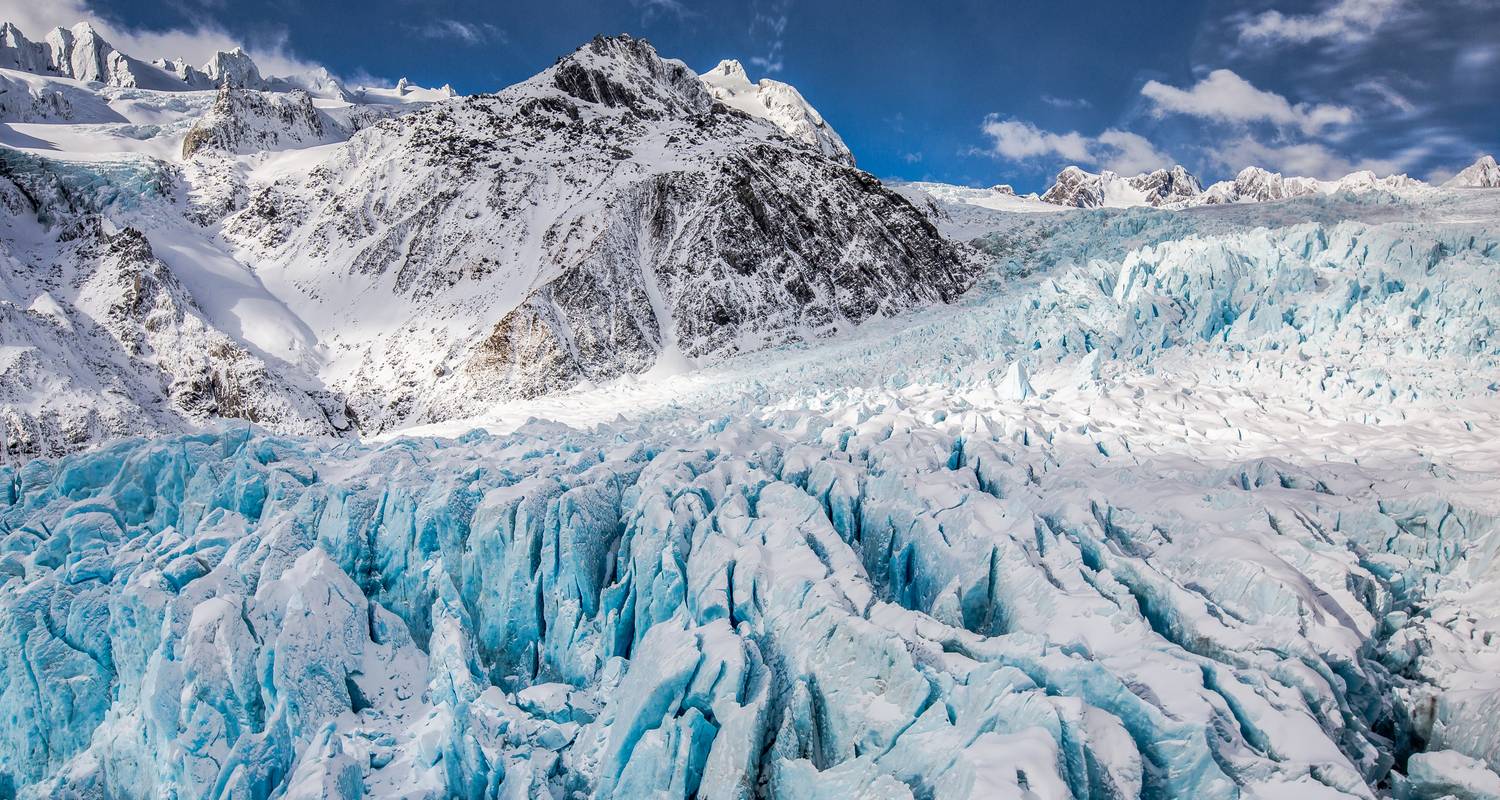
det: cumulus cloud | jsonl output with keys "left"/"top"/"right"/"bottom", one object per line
{"left": 983, "top": 118, "right": 1092, "bottom": 162}
{"left": 410, "top": 19, "right": 506, "bottom": 46}
{"left": 982, "top": 117, "right": 1174, "bottom": 175}
{"left": 1096, "top": 130, "right": 1175, "bottom": 175}
{"left": 0, "top": 0, "right": 327, "bottom": 79}
{"left": 1141, "top": 69, "right": 1354, "bottom": 136}
{"left": 1238, "top": 0, "right": 1404, "bottom": 45}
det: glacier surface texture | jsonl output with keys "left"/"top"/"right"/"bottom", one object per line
{"left": 2, "top": 192, "right": 1499, "bottom": 799}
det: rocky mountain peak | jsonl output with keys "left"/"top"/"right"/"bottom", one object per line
{"left": 0, "top": 21, "right": 49, "bottom": 72}
{"left": 1042, "top": 164, "right": 1203, "bottom": 208}
{"left": 1040, "top": 166, "right": 1107, "bottom": 207}
{"left": 548, "top": 34, "right": 711, "bottom": 117}
{"left": 1446, "top": 154, "right": 1500, "bottom": 188}
{"left": 1132, "top": 165, "right": 1202, "bottom": 204}
{"left": 202, "top": 47, "right": 263, "bottom": 88}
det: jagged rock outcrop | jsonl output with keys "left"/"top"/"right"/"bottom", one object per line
{"left": 1445, "top": 155, "right": 1500, "bottom": 188}
{"left": 224, "top": 34, "right": 975, "bottom": 431}
{"left": 700, "top": 58, "right": 853, "bottom": 164}
{"left": 1130, "top": 165, "right": 1202, "bottom": 204}
{"left": 1040, "top": 164, "right": 1203, "bottom": 208}
{"left": 182, "top": 85, "right": 336, "bottom": 158}
{"left": 43, "top": 22, "right": 142, "bottom": 86}
{"left": 0, "top": 21, "right": 49, "bottom": 72}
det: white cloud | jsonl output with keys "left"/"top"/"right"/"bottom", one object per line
{"left": 983, "top": 118, "right": 1092, "bottom": 162}
{"left": 1238, "top": 0, "right": 1404, "bottom": 45}
{"left": 982, "top": 117, "right": 1174, "bottom": 175}
{"left": 1352, "top": 79, "right": 1415, "bottom": 114}
{"left": 1141, "top": 69, "right": 1354, "bottom": 136}
{"left": 1208, "top": 136, "right": 1402, "bottom": 179}
{"left": 1096, "top": 130, "right": 1174, "bottom": 175}
{"left": 0, "top": 0, "right": 328, "bottom": 79}
{"left": 411, "top": 19, "right": 505, "bottom": 46}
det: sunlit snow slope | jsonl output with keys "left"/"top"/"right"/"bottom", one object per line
{"left": 2, "top": 184, "right": 1499, "bottom": 799}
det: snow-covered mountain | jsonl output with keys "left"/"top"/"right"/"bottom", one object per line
{"left": 1026, "top": 163, "right": 1449, "bottom": 211}
{"left": 0, "top": 29, "right": 972, "bottom": 454}
{"left": 1191, "top": 166, "right": 1427, "bottom": 205}
{"left": 219, "top": 35, "right": 972, "bottom": 432}
{"left": 1039, "top": 164, "right": 1203, "bottom": 208}
{"left": 1446, "top": 154, "right": 1500, "bottom": 188}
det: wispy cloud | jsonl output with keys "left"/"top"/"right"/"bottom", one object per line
{"left": 1237, "top": 0, "right": 1405, "bottom": 46}
{"left": 981, "top": 116, "right": 1174, "bottom": 175}
{"left": 629, "top": 0, "right": 696, "bottom": 23}
{"left": 749, "top": 0, "right": 790, "bottom": 75}
{"left": 1141, "top": 69, "right": 1354, "bottom": 136}
{"left": 1041, "top": 94, "right": 1091, "bottom": 109}
{"left": 1351, "top": 78, "right": 1415, "bottom": 114}
{"left": 409, "top": 19, "right": 506, "bottom": 46}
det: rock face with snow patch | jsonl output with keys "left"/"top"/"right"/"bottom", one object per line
{"left": 1040, "top": 164, "right": 1202, "bottom": 208}
{"left": 1446, "top": 155, "right": 1500, "bottom": 188}
{"left": 0, "top": 152, "right": 348, "bottom": 458}
{"left": 181, "top": 85, "right": 338, "bottom": 158}
{"left": 225, "top": 35, "right": 974, "bottom": 432}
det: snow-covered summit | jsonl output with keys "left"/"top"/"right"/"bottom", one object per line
{"left": 212, "top": 33, "right": 971, "bottom": 432}
{"left": 1039, "top": 164, "right": 1202, "bottom": 208}
{"left": 1034, "top": 162, "right": 1433, "bottom": 209}
{"left": 1191, "top": 165, "right": 1427, "bottom": 205}
{"left": 1445, "top": 154, "right": 1500, "bottom": 188}
{"left": 700, "top": 58, "right": 853, "bottom": 164}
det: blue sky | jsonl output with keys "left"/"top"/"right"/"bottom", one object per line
{"left": 11, "top": 0, "right": 1499, "bottom": 191}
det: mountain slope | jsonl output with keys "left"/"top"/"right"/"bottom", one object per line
{"left": 223, "top": 35, "right": 974, "bottom": 432}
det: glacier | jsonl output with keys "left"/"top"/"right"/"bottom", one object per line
{"left": 2, "top": 186, "right": 1499, "bottom": 799}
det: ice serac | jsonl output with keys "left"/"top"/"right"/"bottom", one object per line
{"left": 225, "top": 34, "right": 975, "bottom": 433}
{"left": 1445, "top": 154, "right": 1500, "bottom": 188}
{"left": 700, "top": 58, "right": 854, "bottom": 165}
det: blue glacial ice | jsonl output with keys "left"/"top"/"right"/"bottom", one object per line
{"left": 1, "top": 194, "right": 1499, "bottom": 799}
